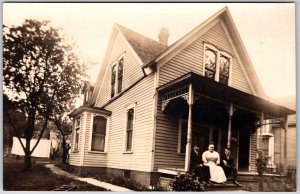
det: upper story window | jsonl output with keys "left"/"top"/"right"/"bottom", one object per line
{"left": 203, "top": 44, "right": 232, "bottom": 85}
{"left": 91, "top": 116, "right": 107, "bottom": 152}
{"left": 110, "top": 56, "right": 124, "bottom": 98}
{"left": 74, "top": 117, "right": 80, "bottom": 151}
{"left": 125, "top": 107, "right": 135, "bottom": 152}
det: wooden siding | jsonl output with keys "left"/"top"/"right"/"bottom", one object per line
{"left": 83, "top": 112, "right": 107, "bottom": 167}
{"left": 95, "top": 33, "right": 144, "bottom": 107}
{"left": 273, "top": 126, "right": 296, "bottom": 167}
{"left": 249, "top": 130, "right": 257, "bottom": 171}
{"left": 158, "top": 21, "right": 253, "bottom": 94}
{"left": 154, "top": 97, "right": 185, "bottom": 170}
{"left": 286, "top": 127, "right": 296, "bottom": 166}
{"left": 69, "top": 114, "right": 84, "bottom": 166}
{"left": 104, "top": 75, "right": 155, "bottom": 172}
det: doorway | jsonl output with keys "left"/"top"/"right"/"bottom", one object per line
{"left": 238, "top": 128, "right": 250, "bottom": 171}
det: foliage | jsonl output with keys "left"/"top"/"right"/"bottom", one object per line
{"left": 255, "top": 150, "right": 270, "bottom": 176}
{"left": 170, "top": 172, "right": 205, "bottom": 191}
{"left": 3, "top": 19, "right": 86, "bottom": 169}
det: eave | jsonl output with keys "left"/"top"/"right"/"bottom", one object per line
{"left": 69, "top": 105, "right": 112, "bottom": 118}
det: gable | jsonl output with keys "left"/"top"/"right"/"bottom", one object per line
{"left": 158, "top": 20, "right": 255, "bottom": 95}
{"left": 94, "top": 32, "right": 145, "bottom": 107}
{"left": 154, "top": 7, "right": 265, "bottom": 98}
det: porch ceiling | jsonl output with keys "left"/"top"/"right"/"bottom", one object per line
{"left": 157, "top": 72, "right": 295, "bottom": 119}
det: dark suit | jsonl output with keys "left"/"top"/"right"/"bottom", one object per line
{"left": 190, "top": 151, "right": 210, "bottom": 181}
{"left": 220, "top": 154, "right": 238, "bottom": 181}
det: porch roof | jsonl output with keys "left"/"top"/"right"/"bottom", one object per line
{"left": 69, "top": 105, "right": 112, "bottom": 118}
{"left": 157, "top": 72, "right": 295, "bottom": 119}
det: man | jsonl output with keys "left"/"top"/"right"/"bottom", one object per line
{"left": 190, "top": 145, "right": 211, "bottom": 185}
{"left": 220, "top": 148, "right": 240, "bottom": 186}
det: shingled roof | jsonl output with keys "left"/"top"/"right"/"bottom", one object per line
{"left": 116, "top": 24, "right": 168, "bottom": 65}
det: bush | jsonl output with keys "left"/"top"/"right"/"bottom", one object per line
{"left": 255, "top": 150, "right": 270, "bottom": 176}
{"left": 170, "top": 172, "right": 205, "bottom": 191}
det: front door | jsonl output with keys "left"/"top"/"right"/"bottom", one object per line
{"left": 238, "top": 128, "right": 250, "bottom": 171}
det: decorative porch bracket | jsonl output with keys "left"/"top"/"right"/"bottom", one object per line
{"left": 161, "top": 87, "right": 201, "bottom": 111}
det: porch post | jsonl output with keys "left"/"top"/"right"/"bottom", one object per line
{"left": 283, "top": 115, "right": 288, "bottom": 173}
{"left": 258, "top": 111, "right": 264, "bottom": 150}
{"left": 227, "top": 103, "right": 234, "bottom": 148}
{"left": 185, "top": 83, "right": 193, "bottom": 172}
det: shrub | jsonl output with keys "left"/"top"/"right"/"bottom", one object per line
{"left": 255, "top": 150, "right": 270, "bottom": 176}
{"left": 170, "top": 172, "right": 205, "bottom": 191}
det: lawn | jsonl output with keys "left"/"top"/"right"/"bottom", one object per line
{"left": 3, "top": 156, "right": 107, "bottom": 191}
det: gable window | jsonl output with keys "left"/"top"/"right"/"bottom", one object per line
{"left": 125, "top": 107, "right": 135, "bottom": 152}
{"left": 74, "top": 117, "right": 80, "bottom": 151}
{"left": 110, "top": 56, "right": 124, "bottom": 98}
{"left": 203, "top": 44, "right": 232, "bottom": 85}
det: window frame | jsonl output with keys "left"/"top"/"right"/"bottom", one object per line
{"left": 109, "top": 54, "right": 125, "bottom": 99}
{"left": 202, "top": 43, "right": 232, "bottom": 86}
{"left": 123, "top": 104, "right": 136, "bottom": 153}
{"left": 88, "top": 113, "right": 109, "bottom": 153}
{"left": 73, "top": 116, "right": 81, "bottom": 152}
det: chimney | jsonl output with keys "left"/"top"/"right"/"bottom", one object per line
{"left": 158, "top": 27, "right": 169, "bottom": 46}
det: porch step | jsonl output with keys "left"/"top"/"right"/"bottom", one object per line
{"left": 204, "top": 183, "right": 246, "bottom": 191}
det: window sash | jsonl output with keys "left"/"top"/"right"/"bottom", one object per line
{"left": 125, "top": 108, "right": 134, "bottom": 151}
{"left": 91, "top": 116, "right": 107, "bottom": 152}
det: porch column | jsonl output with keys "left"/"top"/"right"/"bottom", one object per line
{"left": 283, "top": 115, "right": 288, "bottom": 173}
{"left": 258, "top": 111, "right": 264, "bottom": 150}
{"left": 185, "top": 83, "right": 193, "bottom": 172}
{"left": 227, "top": 103, "right": 234, "bottom": 148}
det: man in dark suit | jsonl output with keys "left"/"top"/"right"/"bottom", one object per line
{"left": 190, "top": 145, "right": 211, "bottom": 185}
{"left": 220, "top": 148, "right": 240, "bottom": 186}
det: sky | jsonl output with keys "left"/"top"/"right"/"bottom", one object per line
{"left": 3, "top": 3, "right": 296, "bottom": 100}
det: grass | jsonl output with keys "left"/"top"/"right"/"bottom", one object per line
{"left": 3, "top": 156, "right": 107, "bottom": 191}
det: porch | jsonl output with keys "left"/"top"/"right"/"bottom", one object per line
{"left": 155, "top": 72, "right": 295, "bottom": 173}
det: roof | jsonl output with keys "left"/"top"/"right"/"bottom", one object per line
{"left": 157, "top": 72, "right": 295, "bottom": 119}
{"left": 91, "top": 7, "right": 268, "bottom": 105}
{"left": 69, "top": 105, "right": 111, "bottom": 118}
{"left": 115, "top": 24, "right": 168, "bottom": 65}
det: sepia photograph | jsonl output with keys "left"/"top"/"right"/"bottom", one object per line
{"left": 2, "top": 2, "right": 296, "bottom": 192}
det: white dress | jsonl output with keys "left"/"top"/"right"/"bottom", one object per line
{"left": 202, "top": 150, "right": 227, "bottom": 183}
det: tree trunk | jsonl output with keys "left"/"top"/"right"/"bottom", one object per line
{"left": 24, "top": 141, "right": 32, "bottom": 170}
{"left": 62, "top": 135, "right": 67, "bottom": 164}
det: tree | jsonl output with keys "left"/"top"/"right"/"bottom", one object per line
{"left": 3, "top": 19, "right": 86, "bottom": 170}
{"left": 53, "top": 114, "right": 73, "bottom": 164}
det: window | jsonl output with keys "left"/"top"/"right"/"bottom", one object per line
{"left": 117, "top": 58, "right": 124, "bottom": 93}
{"left": 91, "top": 116, "right": 107, "bottom": 152}
{"left": 204, "top": 49, "right": 217, "bottom": 80}
{"left": 110, "top": 56, "right": 124, "bottom": 98}
{"left": 203, "top": 44, "right": 231, "bottom": 85}
{"left": 125, "top": 108, "right": 134, "bottom": 152}
{"left": 111, "top": 65, "right": 116, "bottom": 98}
{"left": 179, "top": 121, "right": 187, "bottom": 154}
{"left": 74, "top": 117, "right": 80, "bottom": 151}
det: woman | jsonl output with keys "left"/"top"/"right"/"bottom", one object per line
{"left": 202, "top": 143, "right": 227, "bottom": 183}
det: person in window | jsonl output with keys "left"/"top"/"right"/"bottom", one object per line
{"left": 190, "top": 145, "right": 211, "bottom": 185}
{"left": 202, "top": 143, "right": 227, "bottom": 184}
{"left": 221, "top": 148, "right": 241, "bottom": 186}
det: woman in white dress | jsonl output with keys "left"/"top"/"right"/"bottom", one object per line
{"left": 202, "top": 143, "right": 227, "bottom": 183}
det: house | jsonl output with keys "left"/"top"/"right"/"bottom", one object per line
{"left": 69, "top": 7, "right": 295, "bottom": 187}
{"left": 259, "top": 96, "right": 296, "bottom": 173}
